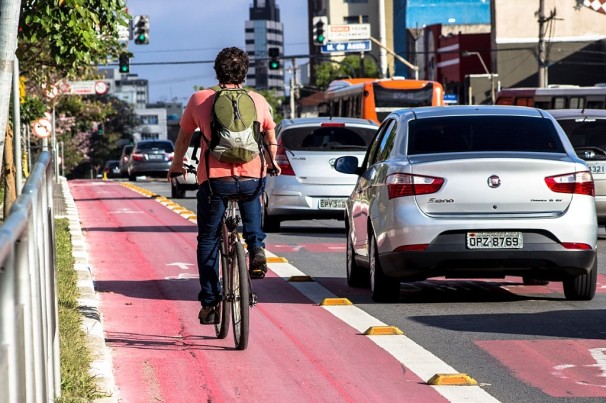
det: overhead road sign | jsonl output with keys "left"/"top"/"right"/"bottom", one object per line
{"left": 327, "top": 24, "right": 370, "bottom": 41}
{"left": 321, "top": 40, "right": 372, "bottom": 54}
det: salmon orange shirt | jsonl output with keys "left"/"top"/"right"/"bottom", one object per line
{"left": 180, "top": 88, "right": 276, "bottom": 183}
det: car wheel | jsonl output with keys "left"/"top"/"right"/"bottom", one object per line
{"left": 262, "top": 198, "right": 280, "bottom": 232}
{"left": 563, "top": 259, "right": 597, "bottom": 301}
{"left": 522, "top": 277, "right": 550, "bottom": 286}
{"left": 369, "top": 230, "right": 400, "bottom": 302}
{"left": 346, "top": 224, "right": 369, "bottom": 288}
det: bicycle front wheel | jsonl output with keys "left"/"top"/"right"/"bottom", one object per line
{"left": 215, "top": 226, "right": 231, "bottom": 339}
{"left": 231, "top": 242, "right": 250, "bottom": 350}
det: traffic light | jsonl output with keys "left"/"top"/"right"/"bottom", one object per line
{"left": 119, "top": 53, "right": 129, "bottom": 73}
{"left": 268, "top": 47, "right": 280, "bottom": 70}
{"left": 312, "top": 16, "right": 328, "bottom": 46}
{"left": 133, "top": 15, "right": 149, "bottom": 45}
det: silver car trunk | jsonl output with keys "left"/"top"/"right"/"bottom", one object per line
{"left": 411, "top": 157, "right": 575, "bottom": 215}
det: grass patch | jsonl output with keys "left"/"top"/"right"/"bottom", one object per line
{"left": 55, "top": 218, "right": 106, "bottom": 402}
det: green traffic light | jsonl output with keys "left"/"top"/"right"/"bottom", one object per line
{"left": 120, "top": 65, "right": 129, "bottom": 73}
{"left": 269, "top": 60, "right": 280, "bottom": 70}
{"left": 318, "top": 35, "right": 325, "bottom": 43}
{"left": 138, "top": 34, "right": 145, "bottom": 41}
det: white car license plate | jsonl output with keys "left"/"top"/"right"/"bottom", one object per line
{"left": 466, "top": 232, "right": 523, "bottom": 249}
{"left": 319, "top": 198, "right": 346, "bottom": 209}
{"left": 148, "top": 154, "right": 163, "bottom": 160}
{"left": 587, "top": 162, "right": 606, "bottom": 175}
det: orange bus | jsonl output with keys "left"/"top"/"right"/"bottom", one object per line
{"left": 495, "top": 85, "right": 606, "bottom": 110}
{"left": 323, "top": 77, "right": 444, "bottom": 124}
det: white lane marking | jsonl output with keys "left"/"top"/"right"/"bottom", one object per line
{"left": 267, "top": 253, "right": 499, "bottom": 402}
{"left": 166, "top": 262, "right": 194, "bottom": 270}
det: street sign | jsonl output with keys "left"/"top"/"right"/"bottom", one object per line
{"left": 321, "top": 40, "right": 372, "bottom": 54}
{"left": 327, "top": 24, "right": 371, "bottom": 41}
{"left": 32, "top": 118, "right": 52, "bottom": 138}
{"left": 65, "top": 80, "right": 113, "bottom": 95}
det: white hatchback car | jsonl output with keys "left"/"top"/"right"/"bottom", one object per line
{"left": 263, "top": 117, "right": 379, "bottom": 231}
{"left": 170, "top": 131, "right": 201, "bottom": 198}
{"left": 335, "top": 105, "right": 598, "bottom": 302}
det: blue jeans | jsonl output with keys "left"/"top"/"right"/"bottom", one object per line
{"left": 195, "top": 177, "right": 266, "bottom": 306}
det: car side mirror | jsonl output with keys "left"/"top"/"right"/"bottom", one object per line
{"left": 334, "top": 156, "right": 360, "bottom": 175}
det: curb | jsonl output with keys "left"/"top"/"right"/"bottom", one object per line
{"left": 58, "top": 177, "right": 119, "bottom": 402}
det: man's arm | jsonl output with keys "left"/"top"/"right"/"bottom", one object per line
{"left": 263, "top": 128, "right": 281, "bottom": 175}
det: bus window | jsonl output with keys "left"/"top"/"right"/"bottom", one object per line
{"left": 587, "top": 100, "right": 606, "bottom": 109}
{"left": 569, "top": 97, "right": 585, "bottom": 109}
{"left": 553, "top": 97, "right": 566, "bottom": 109}
{"left": 515, "top": 97, "right": 533, "bottom": 106}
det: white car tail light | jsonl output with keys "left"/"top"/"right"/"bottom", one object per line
{"left": 544, "top": 171, "right": 594, "bottom": 196}
{"left": 386, "top": 173, "right": 444, "bottom": 199}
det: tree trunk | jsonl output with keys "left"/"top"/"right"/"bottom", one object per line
{"left": 4, "top": 123, "right": 16, "bottom": 216}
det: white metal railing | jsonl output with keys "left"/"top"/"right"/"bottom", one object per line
{"left": 0, "top": 151, "right": 60, "bottom": 402}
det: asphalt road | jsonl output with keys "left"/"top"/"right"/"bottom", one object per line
{"left": 124, "top": 178, "right": 606, "bottom": 402}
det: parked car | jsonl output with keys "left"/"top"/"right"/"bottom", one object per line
{"left": 102, "top": 160, "right": 121, "bottom": 179}
{"left": 335, "top": 105, "right": 597, "bottom": 302}
{"left": 127, "top": 140, "right": 175, "bottom": 181}
{"left": 263, "top": 117, "right": 379, "bottom": 231}
{"left": 119, "top": 144, "right": 133, "bottom": 178}
{"left": 170, "top": 131, "right": 201, "bottom": 198}
{"left": 548, "top": 109, "right": 606, "bottom": 225}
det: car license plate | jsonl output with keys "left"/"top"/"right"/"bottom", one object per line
{"left": 587, "top": 162, "right": 606, "bottom": 175}
{"left": 319, "top": 198, "right": 346, "bottom": 209}
{"left": 148, "top": 154, "right": 163, "bottom": 160}
{"left": 466, "top": 231, "right": 523, "bottom": 249}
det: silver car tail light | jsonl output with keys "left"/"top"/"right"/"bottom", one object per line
{"left": 275, "top": 138, "right": 295, "bottom": 175}
{"left": 385, "top": 173, "right": 444, "bottom": 199}
{"left": 544, "top": 171, "right": 594, "bottom": 196}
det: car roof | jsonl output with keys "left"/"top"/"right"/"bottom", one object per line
{"left": 546, "top": 109, "right": 606, "bottom": 119}
{"left": 278, "top": 117, "right": 378, "bottom": 129}
{"left": 390, "top": 105, "right": 548, "bottom": 120}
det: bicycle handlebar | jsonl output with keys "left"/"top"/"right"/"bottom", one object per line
{"left": 169, "top": 163, "right": 197, "bottom": 178}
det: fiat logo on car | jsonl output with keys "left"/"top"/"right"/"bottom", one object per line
{"left": 487, "top": 175, "right": 501, "bottom": 188}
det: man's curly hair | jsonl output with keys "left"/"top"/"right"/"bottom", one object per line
{"left": 214, "top": 47, "right": 249, "bottom": 85}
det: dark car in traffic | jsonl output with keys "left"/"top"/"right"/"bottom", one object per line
{"left": 127, "top": 140, "right": 174, "bottom": 181}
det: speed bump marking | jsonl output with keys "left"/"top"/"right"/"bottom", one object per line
{"left": 426, "top": 373, "right": 478, "bottom": 386}
{"left": 364, "top": 326, "right": 404, "bottom": 336}
{"left": 267, "top": 256, "right": 288, "bottom": 263}
{"left": 320, "top": 298, "right": 352, "bottom": 306}
{"left": 288, "top": 275, "right": 313, "bottom": 282}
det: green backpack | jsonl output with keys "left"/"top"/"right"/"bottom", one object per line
{"left": 208, "top": 86, "right": 262, "bottom": 164}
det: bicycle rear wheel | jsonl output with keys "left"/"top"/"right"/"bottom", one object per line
{"left": 214, "top": 227, "right": 231, "bottom": 339}
{"left": 231, "top": 242, "right": 250, "bottom": 350}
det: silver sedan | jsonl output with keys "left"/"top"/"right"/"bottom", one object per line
{"left": 336, "top": 105, "right": 598, "bottom": 302}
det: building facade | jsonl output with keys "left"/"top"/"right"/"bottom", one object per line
{"left": 245, "top": 0, "right": 285, "bottom": 96}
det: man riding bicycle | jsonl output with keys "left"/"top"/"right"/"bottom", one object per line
{"left": 168, "top": 47, "right": 280, "bottom": 324}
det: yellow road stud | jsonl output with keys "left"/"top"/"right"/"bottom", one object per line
{"left": 426, "top": 373, "right": 478, "bottom": 386}
{"left": 320, "top": 298, "right": 353, "bottom": 306}
{"left": 364, "top": 326, "right": 404, "bottom": 335}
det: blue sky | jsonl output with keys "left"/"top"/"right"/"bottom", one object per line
{"left": 122, "top": 1, "right": 309, "bottom": 104}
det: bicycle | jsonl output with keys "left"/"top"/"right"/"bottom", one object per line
{"left": 171, "top": 162, "right": 257, "bottom": 350}
{"left": 214, "top": 193, "right": 257, "bottom": 350}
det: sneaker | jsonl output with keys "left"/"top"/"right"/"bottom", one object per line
{"left": 198, "top": 305, "right": 219, "bottom": 325}
{"left": 249, "top": 247, "right": 267, "bottom": 279}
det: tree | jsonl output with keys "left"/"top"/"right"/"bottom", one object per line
{"left": 314, "top": 55, "right": 380, "bottom": 89}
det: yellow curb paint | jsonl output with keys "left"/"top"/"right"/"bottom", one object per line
{"left": 320, "top": 298, "right": 352, "bottom": 306}
{"left": 267, "top": 256, "right": 288, "bottom": 263}
{"left": 288, "top": 275, "right": 314, "bottom": 282}
{"left": 364, "top": 326, "right": 404, "bottom": 336}
{"left": 426, "top": 373, "right": 478, "bottom": 386}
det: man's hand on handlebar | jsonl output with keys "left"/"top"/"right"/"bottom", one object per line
{"left": 167, "top": 163, "right": 196, "bottom": 180}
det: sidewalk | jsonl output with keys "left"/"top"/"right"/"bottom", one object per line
{"left": 55, "top": 177, "right": 118, "bottom": 402}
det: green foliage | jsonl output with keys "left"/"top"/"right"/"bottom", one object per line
{"left": 18, "top": 0, "right": 130, "bottom": 87}
{"left": 314, "top": 55, "right": 380, "bottom": 89}
{"left": 253, "top": 88, "right": 285, "bottom": 124}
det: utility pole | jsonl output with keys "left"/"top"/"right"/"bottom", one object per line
{"left": 0, "top": 0, "right": 22, "bottom": 184}
{"left": 537, "top": 0, "right": 556, "bottom": 87}
{"left": 289, "top": 58, "right": 298, "bottom": 119}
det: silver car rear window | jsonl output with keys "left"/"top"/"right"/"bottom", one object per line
{"left": 136, "top": 141, "right": 174, "bottom": 152}
{"left": 408, "top": 116, "right": 565, "bottom": 155}
{"left": 280, "top": 126, "right": 376, "bottom": 151}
